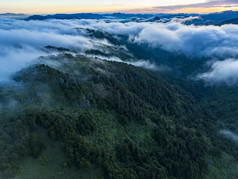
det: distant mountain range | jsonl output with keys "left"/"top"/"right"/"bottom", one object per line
{"left": 22, "top": 10, "right": 238, "bottom": 26}
{"left": 25, "top": 13, "right": 155, "bottom": 21}
{"left": 0, "top": 13, "right": 26, "bottom": 18}
{"left": 0, "top": 13, "right": 25, "bottom": 16}
{"left": 218, "top": 18, "right": 238, "bottom": 25}
{"left": 203, "top": 10, "right": 238, "bottom": 22}
{"left": 187, "top": 10, "right": 238, "bottom": 25}
{"left": 2, "top": 10, "right": 238, "bottom": 25}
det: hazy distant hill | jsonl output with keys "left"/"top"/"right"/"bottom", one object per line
{"left": 218, "top": 18, "right": 238, "bottom": 25}
{"left": 24, "top": 11, "right": 238, "bottom": 26}
{"left": 0, "top": 13, "right": 27, "bottom": 19}
{"left": 202, "top": 10, "right": 238, "bottom": 22}
{"left": 184, "top": 10, "right": 238, "bottom": 25}
{"left": 0, "top": 13, "right": 25, "bottom": 16}
{"left": 25, "top": 13, "right": 154, "bottom": 20}
{"left": 25, "top": 13, "right": 104, "bottom": 20}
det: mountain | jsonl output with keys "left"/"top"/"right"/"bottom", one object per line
{"left": 217, "top": 18, "right": 238, "bottom": 25}
{"left": 0, "top": 13, "right": 27, "bottom": 19}
{"left": 24, "top": 11, "right": 238, "bottom": 25}
{"left": 0, "top": 46, "right": 227, "bottom": 178}
{"left": 0, "top": 13, "right": 25, "bottom": 16}
{"left": 203, "top": 10, "right": 238, "bottom": 22}
{"left": 25, "top": 13, "right": 154, "bottom": 21}
{"left": 25, "top": 13, "right": 104, "bottom": 20}
{"left": 0, "top": 43, "right": 237, "bottom": 178}
{"left": 25, "top": 12, "right": 192, "bottom": 21}
{"left": 183, "top": 10, "right": 238, "bottom": 25}
{"left": 1, "top": 14, "right": 238, "bottom": 179}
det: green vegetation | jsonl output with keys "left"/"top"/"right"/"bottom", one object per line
{"left": 0, "top": 53, "right": 237, "bottom": 178}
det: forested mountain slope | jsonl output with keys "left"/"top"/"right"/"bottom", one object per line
{"left": 0, "top": 53, "right": 227, "bottom": 179}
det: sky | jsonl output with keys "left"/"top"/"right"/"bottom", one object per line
{"left": 0, "top": 0, "right": 238, "bottom": 14}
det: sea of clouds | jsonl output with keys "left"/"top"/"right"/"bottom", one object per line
{"left": 0, "top": 18, "right": 159, "bottom": 82}
{"left": 0, "top": 18, "right": 93, "bottom": 82}
{"left": 77, "top": 19, "right": 238, "bottom": 84}
{"left": 1, "top": 17, "right": 238, "bottom": 84}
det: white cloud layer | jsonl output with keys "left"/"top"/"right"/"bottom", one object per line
{"left": 87, "top": 54, "right": 159, "bottom": 70}
{"left": 74, "top": 19, "right": 238, "bottom": 59}
{"left": 134, "top": 23, "right": 238, "bottom": 58}
{"left": 1, "top": 17, "right": 238, "bottom": 84}
{"left": 77, "top": 19, "right": 238, "bottom": 84}
{"left": 198, "top": 59, "right": 238, "bottom": 84}
{"left": 220, "top": 130, "right": 238, "bottom": 143}
{"left": 0, "top": 19, "right": 109, "bottom": 82}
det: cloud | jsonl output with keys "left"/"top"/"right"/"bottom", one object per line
{"left": 170, "top": 16, "right": 201, "bottom": 23}
{"left": 127, "top": 0, "right": 238, "bottom": 13}
{"left": 77, "top": 19, "right": 238, "bottom": 59}
{"left": 0, "top": 18, "right": 168, "bottom": 82}
{"left": 134, "top": 23, "right": 238, "bottom": 58}
{"left": 157, "top": 0, "right": 238, "bottom": 9}
{"left": 0, "top": 46, "right": 43, "bottom": 83}
{"left": 82, "top": 19, "right": 238, "bottom": 84}
{"left": 220, "top": 130, "right": 238, "bottom": 143}
{"left": 0, "top": 29, "right": 93, "bottom": 50}
{"left": 0, "top": 18, "right": 113, "bottom": 82}
{"left": 1, "top": 17, "right": 238, "bottom": 84}
{"left": 197, "top": 59, "right": 238, "bottom": 84}
{"left": 78, "top": 19, "right": 148, "bottom": 35}
{"left": 87, "top": 54, "right": 159, "bottom": 70}
{"left": 0, "top": 18, "right": 97, "bottom": 50}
